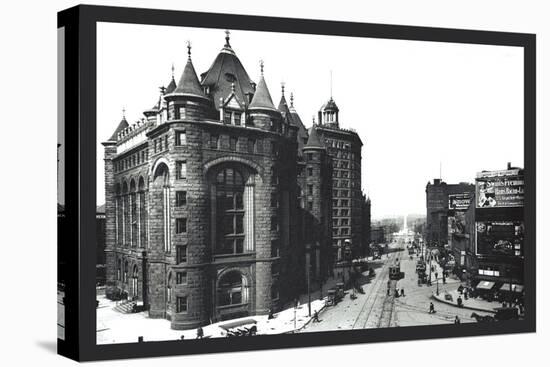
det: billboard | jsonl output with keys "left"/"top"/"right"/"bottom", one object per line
{"left": 475, "top": 221, "right": 523, "bottom": 257}
{"left": 448, "top": 211, "right": 466, "bottom": 235}
{"left": 475, "top": 172, "right": 524, "bottom": 208}
{"left": 448, "top": 193, "right": 472, "bottom": 210}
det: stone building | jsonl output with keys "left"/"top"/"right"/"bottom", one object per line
{"left": 425, "top": 179, "right": 475, "bottom": 247}
{"left": 314, "top": 100, "right": 364, "bottom": 261}
{"left": 102, "top": 33, "right": 338, "bottom": 329}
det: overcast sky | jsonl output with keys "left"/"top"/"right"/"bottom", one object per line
{"left": 97, "top": 22, "right": 523, "bottom": 219}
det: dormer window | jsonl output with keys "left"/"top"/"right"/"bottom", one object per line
{"left": 224, "top": 73, "right": 236, "bottom": 83}
{"left": 224, "top": 111, "right": 232, "bottom": 124}
{"left": 234, "top": 112, "right": 241, "bottom": 126}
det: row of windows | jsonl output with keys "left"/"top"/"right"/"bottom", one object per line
{"left": 333, "top": 180, "right": 350, "bottom": 188}
{"left": 325, "top": 139, "right": 352, "bottom": 150}
{"left": 333, "top": 199, "right": 350, "bottom": 207}
{"left": 333, "top": 170, "right": 356, "bottom": 179}
{"left": 333, "top": 227, "right": 350, "bottom": 236}
{"left": 333, "top": 190, "right": 350, "bottom": 198}
{"left": 115, "top": 150, "right": 148, "bottom": 172}
{"left": 333, "top": 209, "right": 350, "bottom": 217}
{"left": 168, "top": 104, "right": 187, "bottom": 121}
{"left": 335, "top": 150, "right": 355, "bottom": 160}
{"left": 208, "top": 134, "right": 272, "bottom": 155}
{"left": 333, "top": 218, "right": 350, "bottom": 227}
{"left": 153, "top": 135, "right": 169, "bottom": 154}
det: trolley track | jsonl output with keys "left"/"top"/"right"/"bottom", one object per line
{"left": 352, "top": 246, "right": 402, "bottom": 329}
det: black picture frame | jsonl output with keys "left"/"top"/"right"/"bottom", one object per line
{"left": 57, "top": 4, "right": 536, "bottom": 362}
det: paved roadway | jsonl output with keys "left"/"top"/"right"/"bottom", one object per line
{"left": 301, "top": 242, "right": 492, "bottom": 333}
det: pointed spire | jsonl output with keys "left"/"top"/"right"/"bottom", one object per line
{"left": 171, "top": 45, "right": 208, "bottom": 99}
{"left": 290, "top": 93, "right": 294, "bottom": 108}
{"left": 281, "top": 81, "right": 285, "bottom": 97}
{"left": 249, "top": 61, "right": 277, "bottom": 111}
{"left": 304, "top": 126, "right": 326, "bottom": 150}
{"left": 166, "top": 64, "right": 177, "bottom": 94}
{"left": 107, "top": 108, "right": 130, "bottom": 141}
{"left": 225, "top": 30, "right": 231, "bottom": 47}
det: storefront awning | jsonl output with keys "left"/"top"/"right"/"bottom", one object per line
{"left": 476, "top": 280, "right": 495, "bottom": 290}
{"left": 499, "top": 284, "right": 524, "bottom": 293}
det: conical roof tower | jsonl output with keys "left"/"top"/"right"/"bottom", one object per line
{"left": 249, "top": 61, "right": 277, "bottom": 112}
{"left": 169, "top": 43, "right": 208, "bottom": 100}
{"left": 304, "top": 126, "right": 326, "bottom": 150}
{"left": 107, "top": 110, "right": 129, "bottom": 141}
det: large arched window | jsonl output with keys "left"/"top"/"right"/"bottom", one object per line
{"left": 153, "top": 163, "right": 170, "bottom": 253}
{"left": 131, "top": 265, "right": 139, "bottom": 299}
{"left": 215, "top": 168, "right": 245, "bottom": 255}
{"left": 217, "top": 271, "right": 244, "bottom": 306}
{"left": 138, "top": 177, "right": 147, "bottom": 248}
{"left": 117, "top": 259, "right": 122, "bottom": 281}
{"left": 130, "top": 179, "right": 137, "bottom": 247}
{"left": 123, "top": 260, "right": 128, "bottom": 283}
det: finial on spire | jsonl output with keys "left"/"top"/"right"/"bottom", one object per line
{"left": 171, "top": 63, "right": 175, "bottom": 79}
{"left": 186, "top": 40, "right": 192, "bottom": 59}
{"left": 281, "top": 81, "right": 285, "bottom": 96}
{"left": 260, "top": 59, "right": 264, "bottom": 76}
{"left": 290, "top": 92, "right": 294, "bottom": 107}
{"left": 122, "top": 107, "right": 126, "bottom": 119}
{"left": 225, "top": 30, "right": 231, "bottom": 47}
{"left": 330, "top": 70, "right": 333, "bottom": 99}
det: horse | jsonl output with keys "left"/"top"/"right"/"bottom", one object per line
{"left": 471, "top": 312, "right": 494, "bottom": 322}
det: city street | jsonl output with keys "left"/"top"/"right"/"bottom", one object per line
{"left": 301, "top": 242, "right": 492, "bottom": 333}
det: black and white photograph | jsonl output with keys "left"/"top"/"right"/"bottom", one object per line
{"left": 94, "top": 21, "right": 528, "bottom": 345}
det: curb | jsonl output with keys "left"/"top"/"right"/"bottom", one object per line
{"left": 431, "top": 294, "right": 497, "bottom": 314}
{"left": 292, "top": 303, "right": 328, "bottom": 333}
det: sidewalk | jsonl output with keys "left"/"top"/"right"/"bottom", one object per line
{"left": 432, "top": 290, "right": 499, "bottom": 313}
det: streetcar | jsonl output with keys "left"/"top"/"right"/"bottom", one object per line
{"left": 389, "top": 265, "right": 404, "bottom": 280}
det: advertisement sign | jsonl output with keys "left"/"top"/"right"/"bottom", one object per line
{"left": 449, "top": 193, "right": 472, "bottom": 210}
{"left": 475, "top": 174, "right": 524, "bottom": 208}
{"left": 475, "top": 221, "right": 523, "bottom": 257}
{"left": 448, "top": 211, "right": 466, "bottom": 235}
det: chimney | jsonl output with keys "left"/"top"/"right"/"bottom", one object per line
{"left": 507, "top": 162, "right": 512, "bottom": 170}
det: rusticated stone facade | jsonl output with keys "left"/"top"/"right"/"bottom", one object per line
{"left": 103, "top": 33, "right": 362, "bottom": 329}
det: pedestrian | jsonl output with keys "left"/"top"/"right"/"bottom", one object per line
{"left": 454, "top": 315, "right": 460, "bottom": 324}
{"left": 313, "top": 310, "right": 320, "bottom": 323}
{"left": 435, "top": 272, "right": 438, "bottom": 280}
{"left": 268, "top": 308, "right": 274, "bottom": 319}
{"left": 400, "top": 288, "right": 405, "bottom": 297}
{"left": 196, "top": 326, "right": 204, "bottom": 339}
{"left": 464, "top": 291, "right": 468, "bottom": 300}
{"left": 180, "top": 335, "right": 185, "bottom": 340}
{"left": 429, "top": 302, "right": 435, "bottom": 314}
{"left": 457, "top": 296, "right": 463, "bottom": 308}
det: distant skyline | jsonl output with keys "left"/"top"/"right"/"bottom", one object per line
{"left": 97, "top": 23, "right": 523, "bottom": 218}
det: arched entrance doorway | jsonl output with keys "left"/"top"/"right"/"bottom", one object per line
{"left": 216, "top": 270, "right": 249, "bottom": 321}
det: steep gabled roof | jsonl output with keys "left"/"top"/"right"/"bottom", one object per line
{"left": 108, "top": 116, "right": 129, "bottom": 141}
{"left": 249, "top": 76, "right": 277, "bottom": 111}
{"left": 201, "top": 43, "right": 255, "bottom": 109}
{"left": 304, "top": 126, "right": 326, "bottom": 150}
